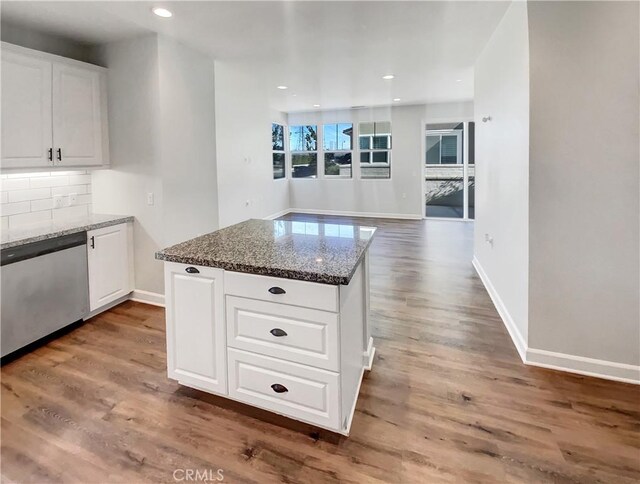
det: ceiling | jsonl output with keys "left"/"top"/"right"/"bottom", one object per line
{"left": 1, "top": 1, "right": 510, "bottom": 112}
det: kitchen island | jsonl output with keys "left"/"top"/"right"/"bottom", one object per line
{"left": 155, "top": 218, "right": 376, "bottom": 435}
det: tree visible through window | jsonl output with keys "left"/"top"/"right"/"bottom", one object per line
{"left": 323, "top": 123, "right": 353, "bottom": 178}
{"left": 290, "top": 125, "right": 317, "bottom": 178}
{"left": 272, "top": 123, "right": 285, "bottom": 179}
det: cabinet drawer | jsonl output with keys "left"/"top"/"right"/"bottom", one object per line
{"left": 228, "top": 348, "right": 341, "bottom": 431}
{"left": 224, "top": 271, "right": 338, "bottom": 313}
{"left": 226, "top": 296, "right": 339, "bottom": 371}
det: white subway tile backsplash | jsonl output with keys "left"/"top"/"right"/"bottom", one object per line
{"left": 1, "top": 178, "right": 30, "bottom": 191}
{"left": 0, "top": 171, "right": 93, "bottom": 229}
{"left": 8, "top": 209, "right": 52, "bottom": 228}
{"left": 30, "top": 176, "right": 69, "bottom": 189}
{"left": 53, "top": 204, "right": 88, "bottom": 220}
{"left": 1, "top": 201, "right": 31, "bottom": 216}
{"left": 1, "top": 217, "right": 8, "bottom": 233}
{"left": 51, "top": 184, "right": 88, "bottom": 196}
{"left": 7, "top": 188, "right": 51, "bottom": 203}
{"left": 30, "top": 198, "right": 55, "bottom": 212}
{"left": 68, "top": 174, "right": 91, "bottom": 185}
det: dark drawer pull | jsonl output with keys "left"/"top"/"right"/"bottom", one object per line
{"left": 268, "top": 286, "right": 286, "bottom": 295}
{"left": 271, "top": 383, "right": 288, "bottom": 393}
{"left": 270, "top": 328, "right": 288, "bottom": 337}
{"left": 185, "top": 267, "right": 200, "bottom": 274}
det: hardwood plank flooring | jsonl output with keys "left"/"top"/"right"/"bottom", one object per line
{"left": 2, "top": 213, "right": 638, "bottom": 483}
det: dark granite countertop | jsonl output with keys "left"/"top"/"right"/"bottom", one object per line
{"left": 1, "top": 214, "right": 134, "bottom": 250}
{"left": 155, "top": 219, "right": 377, "bottom": 285}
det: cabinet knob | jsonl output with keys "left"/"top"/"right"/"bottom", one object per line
{"left": 268, "top": 286, "right": 286, "bottom": 295}
{"left": 270, "top": 328, "right": 287, "bottom": 337}
{"left": 271, "top": 383, "right": 288, "bottom": 394}
{"left": 185, "top": 267, "right": 200, "bottom": 274}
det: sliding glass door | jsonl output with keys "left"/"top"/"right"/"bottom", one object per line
{"left": 425, "top": 122, "right": 475, "bottom": 219}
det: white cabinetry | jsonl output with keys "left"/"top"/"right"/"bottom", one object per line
{"left": 1, "top": 42, "right": 108, "bottom": 170}
{"left": 164, "top": 262, "right": 227, "bottom": 395}
{"left": 87, "top": 223, "right": 133, "bottom": 311}
{"left": 163, "top": 260, "right": 373, "bottom": 435}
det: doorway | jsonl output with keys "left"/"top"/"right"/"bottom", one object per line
{"left": 424, "top": 121, "right": 475, "bottom": 219}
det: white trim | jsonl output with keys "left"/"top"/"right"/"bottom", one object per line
{"left": 363, "top": 336, "right": 375, "bottom": 371}
{"left": 263, "top": 209, "right": 292, "bottom": 220}
{"left": 472, "top": 256, "right": 527, "bottom": 362}
{"left": 84, "top": 292, "right": 132, "bottom": 320}
{"left": 473, "top": 256, "right": 639, "bottom": 385}
{"left": 343, "top": 365, "right": 366, "bottom": 436}
{"left": 289, "top": 208, "right": 422, "bottom": 220}
{"left": 129, "top": 289, "right": 165, "bottom": 307}
{"left": 526, "top": 349, "right": 640, "bottom": 385}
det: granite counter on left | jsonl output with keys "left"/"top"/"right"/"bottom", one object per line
{"left": 1, "top": 214, "right": 134, "bottom": 250}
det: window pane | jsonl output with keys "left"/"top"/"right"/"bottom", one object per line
{"left": 272, "top": 153, "right": 285, "bottom": 179}
{"left": 359, "top": 136, "right": 371, "bottom": 150}
{"left": 291, "top": 153, "right": 317, "bottom": 178}
{"left": 360, "top": 152, "right": 370, "bottom": 164}
{"left": 324, "top": 152, "right": 352, "bottom": 177}
{"left": 289, "top": 125, "right": 317, "bottom": 151}
{"left": 323, "top": 123, "right": 352, "bottom": 150}
{"left": 441, "top": 135, "right": 458, "bottom": 164}
{"left": 426, "top": 135, "right": 441, "bottom": 165}
{"left": 272, "top": 123, "right": 284, "bottom": 151}
{"left": 372, "top": 135, "right": 390, "bottom": 149}
{"left": 361, "top": 151, "right": 390, "bottom": 179}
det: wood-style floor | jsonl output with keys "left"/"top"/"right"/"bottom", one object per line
{"left": 2, "top": 213, "right": 639, "bottom": 483}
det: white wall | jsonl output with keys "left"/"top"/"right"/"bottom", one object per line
{"left": 92, "top": 34, "right": 218, "bottom": 295}
{"left": 288, "top": 102, "right": 473, "bottom": 218}
{"left": 473, "top": 1, "right": 530, "bottom": 355}
{"left": 527, "top": 1, "right": 640, "bottom": 367}
{"left": 214, "top": 61, "right": 289, "bottom": 227}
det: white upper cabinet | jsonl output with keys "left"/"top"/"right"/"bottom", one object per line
{"left": 1, "top": 43, "right": 109, "bottom": 170}
{"left": 1, "top": 51, "right": 53, "bottom": 168}
{"left": 52, "top": 63, "right": 103, "bottom": 166}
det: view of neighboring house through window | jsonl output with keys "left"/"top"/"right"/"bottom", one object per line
{"left": 323, "top": 123, "right": 353, "bottom": 178}
{"left": 272, "top": 123, "right": 285, "bottom": 179}
{"left": 290, "top": 125, "right": 317, "bottom": 178}
{"left": 359, "top": 121, "right": 392, "bottom": 179}
{"left": 425, "top": 122, "right": 475, "bottom": 219}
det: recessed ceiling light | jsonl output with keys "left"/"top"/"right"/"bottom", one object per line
{"left": 152, "top": 7, "right": 173, "bottom": 18}
{"left": 277, "top": 85, "right": 288, "bottom": 90}
{"left": 393, "top": 98, "right": 401, "bottom": 102}
{"left": 382, "top": 74, "right": 395, "bottom": 80}
{"left": 313, "top": 104, "right": 321, "bottom": 108}
{"left": 456, "top": 79, "right": 462, "bottom": 82}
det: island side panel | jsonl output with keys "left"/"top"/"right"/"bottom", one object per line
{"left": 339, "top": 261, "right": 367, "bottom": 434}
{"left": 363, "top": 250, "right": 375, "bottom": 369}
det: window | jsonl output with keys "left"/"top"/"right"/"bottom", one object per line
{"left": 272, "top": 123, "right": 285, "bottom": 179}
{"left": 289, "top": 125, "right": 317, "bottom": 178}
{"left": 323, "top": 123, "right": 353, "bottom": 178}
{"left": 359, "top": 121, "right": 391, "bottom": 179}
{"left": 426, "top": 129, "right": 462, "bottom": 165}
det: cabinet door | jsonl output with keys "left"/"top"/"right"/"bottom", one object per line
{"left": 52, "top": 63, "right": 103, "bottom": 166}
{"left": 87, "top": 223, "right": 132, "bottom": 311}
{"left": 164, "top": 262, "right": 227, "bottom": 395}
{"left": 1, "top": 51, "right": 53, "bottom": 168}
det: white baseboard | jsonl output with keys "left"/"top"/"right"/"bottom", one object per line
{"left": 289, "top": 208, "right": 422, "bottom": 220}
{"left": 472, "top": 256, "right": 527, "bottom": 362}
{"left": 84, "top": 292, "right": 132, "bottom": 320}
{"left": 130, "top": 289, "right": 165, "bottom": 307}
{"left": 263, "top": 209, "right": 292, "bottom": 220}
{"left": 526, "top": 348, "right": 640, "bottom": 385}
{"left": 363, "top": 337, "right": 375, "bottom": 370}
{"left": 473, "top": 256, "right": 639, "bottom": 385}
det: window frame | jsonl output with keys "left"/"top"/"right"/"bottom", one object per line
{"left": 289, "top": 124, "right": 319, "bottom": 179}
{"left": 322, "top": 122, "right": 354, "bottom": 179}
{"left": 271, "top": 122, "right": 287, "bottom": 180}
{"left": 358, "top": 121, "right": 392, "bottom": 180}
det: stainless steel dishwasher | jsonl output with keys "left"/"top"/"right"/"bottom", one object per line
{"left": 1, "top": 232, "right": 89, "bottom": 359}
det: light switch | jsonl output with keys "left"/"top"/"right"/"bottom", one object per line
{"left": 147, "top": 192, "right": 154, "bottom": 205}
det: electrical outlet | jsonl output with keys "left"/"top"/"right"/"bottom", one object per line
{"left": 68, "top": 193, "right": 77, "bottom": 206}
{"left": 53, "top": 195, "right": 64, "bottom": 209}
